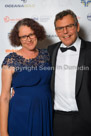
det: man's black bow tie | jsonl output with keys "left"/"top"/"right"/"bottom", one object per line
{"left": 60, "top": 46, "right": 76, "bottom": 52}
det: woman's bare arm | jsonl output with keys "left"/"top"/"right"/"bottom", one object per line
{"left": 0, "top": 66, "right": 14, "bottom": 136}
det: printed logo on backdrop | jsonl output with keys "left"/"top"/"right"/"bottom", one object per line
{"left": 21, "top": 0, "right": 27, "bottom": 3}
{"left": 5, "top": 0, "right": 35, "bottom": 8}
{"left": 3, "top": 15, "right": 51, "bottom": 23}
{"left": 46, "top": 34, "right": 58, "bottom": 38}
{"left": 4, "top": 16, "right": 22, "bottom": 23}
{"left": 81, "top": 0, "right": 91, "bottom": 7}
{"left": 87, "top": 13, "right": 91, "bottom": 21}
{"left": 31, "top": 15, "right": 51, "bottom": 23}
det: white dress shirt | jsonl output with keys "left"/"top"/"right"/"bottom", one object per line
{"left": 54, "top": 37, "right": 81, "bottom": 111}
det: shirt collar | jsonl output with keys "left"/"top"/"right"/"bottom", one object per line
{"left": 61, "top": 37, "right": 81, "bottom": 52}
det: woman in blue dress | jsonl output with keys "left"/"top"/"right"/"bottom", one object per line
{"left": 0, "top": 18, "right": 53, "bottom": 136}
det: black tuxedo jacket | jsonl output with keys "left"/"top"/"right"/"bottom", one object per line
{"left": 48, "top": 38, "right": 91, "bottom": 124}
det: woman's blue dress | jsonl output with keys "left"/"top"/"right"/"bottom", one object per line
{"left": 2, "top": 49, "right": 53, "bottom": 136}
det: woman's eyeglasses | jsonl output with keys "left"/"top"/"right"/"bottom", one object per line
{"left": 19, "top": 33, "right": 35, "bottom": 41}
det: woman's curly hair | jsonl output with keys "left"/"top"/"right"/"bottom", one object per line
{"left": 9, "top": 18, "right": 46, "bottom": 47}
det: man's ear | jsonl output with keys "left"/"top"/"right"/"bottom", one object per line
{"left": 77, "top": 23, "right": 80, "bottom": 32}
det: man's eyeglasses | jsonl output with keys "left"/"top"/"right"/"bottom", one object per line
{"left": 19, "top": 33, "right": 35, "bottom": 41}
{"left": 55, "top": 24, "right": 77, "bottom": 33}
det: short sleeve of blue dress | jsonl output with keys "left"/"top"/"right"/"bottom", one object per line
{"left": 2, "top": 53, "right": 17, "bottom": 67}
{"left": 2, "top": 49, "right": 53, "bottom": 136}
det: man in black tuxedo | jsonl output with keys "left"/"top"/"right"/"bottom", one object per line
{"left": 48, "top": 9, "right": 91, "bottom": 136}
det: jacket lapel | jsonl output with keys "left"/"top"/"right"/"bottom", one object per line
{"left": 51, "top": 42, "right": 61, "bottom": 100}
{"left": 75, "top": 39, "right": 86, "bottom": 96}
{"left": 51, "top": 43, "right": 61, "bottom": 67}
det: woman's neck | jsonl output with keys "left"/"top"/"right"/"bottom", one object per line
{"left": 17, "top": 48, "right": 39, "bottom": 59}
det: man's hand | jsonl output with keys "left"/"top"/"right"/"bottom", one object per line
{"left": 11, "top": 88, "right": 15, "bottom": 98}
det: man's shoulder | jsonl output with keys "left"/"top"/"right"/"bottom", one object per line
{"left": 85, "top": 40, "right": 91, "bottom": 47}
{"left": 81, "top": 38, "right": 91, "bottom": 47}
{"left": 47, "top": 41, "right": 61, "bottom": 56}
{"left": 47, "top": 41, "right": 61, "bottom": 54}
{"left": 81, "top": 38, "right": 91, "bottom": 59}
